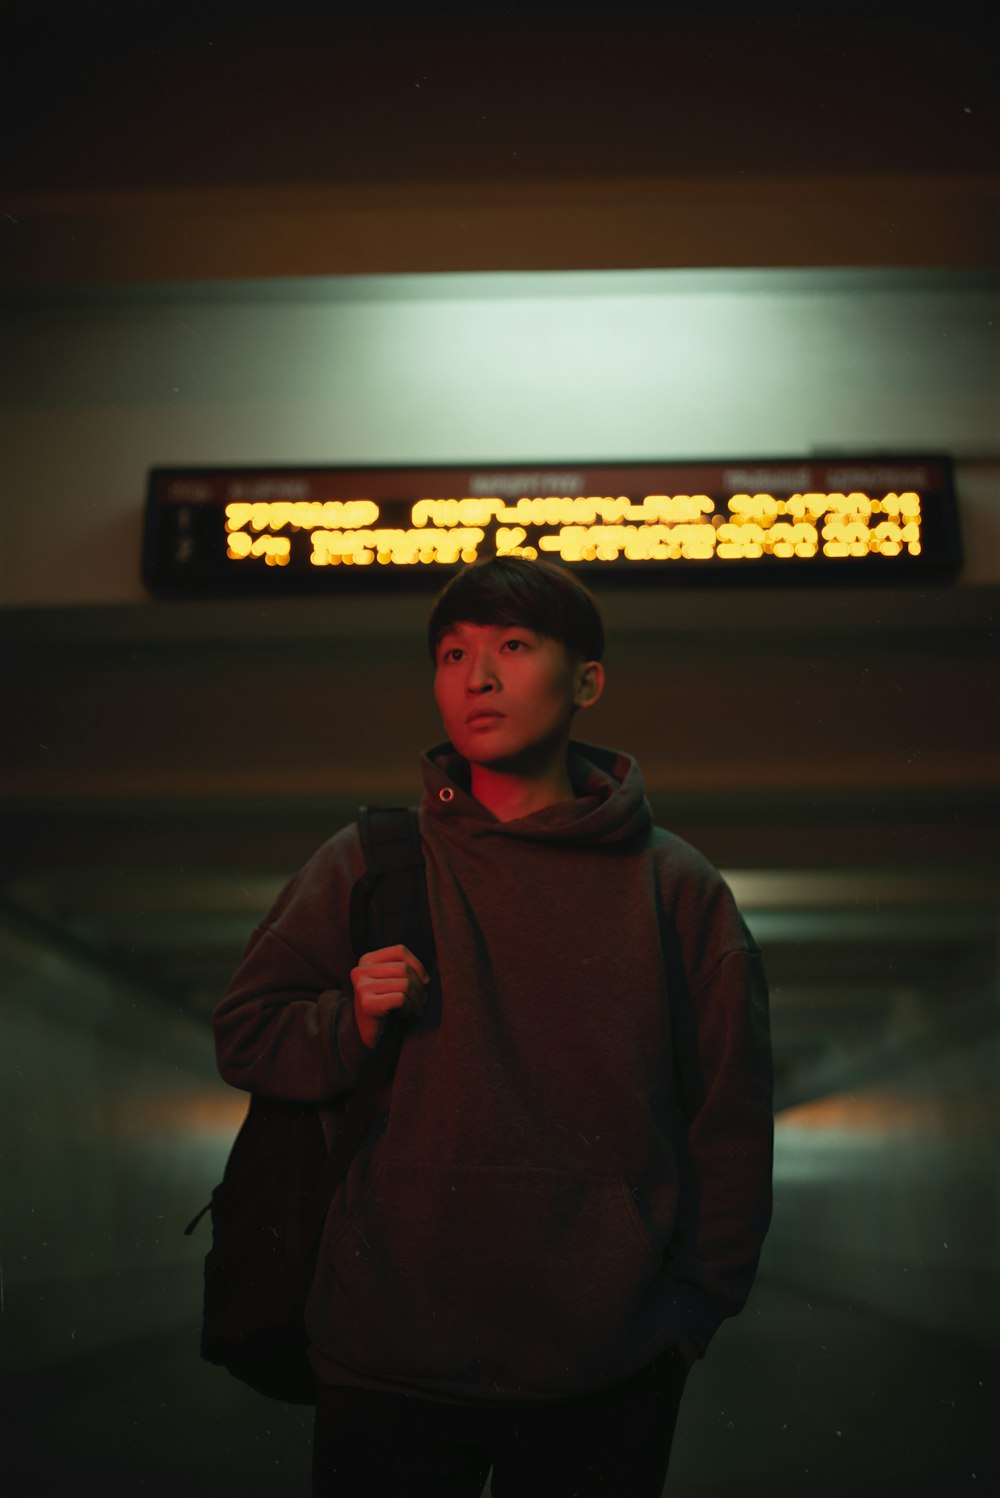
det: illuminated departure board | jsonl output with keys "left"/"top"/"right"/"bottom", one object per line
{"left": 143, "top": 457, "right": 961, "bottom": 595}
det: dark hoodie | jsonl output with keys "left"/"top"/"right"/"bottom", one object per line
{"left": 213, "top": 741, "right": 773, "bottom": 1405}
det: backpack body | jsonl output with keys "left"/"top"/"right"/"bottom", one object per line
{"left": 197, "top": 1096, "right": 333, "bottom": 1402}
{"left": 187, "top": 806, "right": 433, "bottom": 1404}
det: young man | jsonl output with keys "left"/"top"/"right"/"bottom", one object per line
{"left": 213, "top": 556, "right": 773, "bottom": 1498}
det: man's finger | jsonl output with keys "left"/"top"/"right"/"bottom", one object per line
{"left": 358, "top": 946, "right": 431, "bottom": 986}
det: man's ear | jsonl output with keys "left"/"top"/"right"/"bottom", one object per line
{"left": 574, "top": 660, "right": 605, "bottom": 711}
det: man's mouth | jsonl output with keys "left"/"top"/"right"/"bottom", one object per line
{"left": 466, "top": 710, "right": 505, "bottom": 725}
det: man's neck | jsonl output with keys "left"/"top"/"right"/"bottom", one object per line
{"left": 469, "top": 762, "right": 576, "bottom": 823}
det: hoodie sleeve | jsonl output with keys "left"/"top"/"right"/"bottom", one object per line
{"left": 211, "top": 827, "right": 372, "bottom": 1102}
{"left": 655, "top": 844, "right": 774, "bottom": 1357}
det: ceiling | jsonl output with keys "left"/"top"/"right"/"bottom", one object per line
{"left": 8, "top": 3, "right": 995, "bottom": 190}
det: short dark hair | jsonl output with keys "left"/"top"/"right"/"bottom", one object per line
{"left": 427, "top": 556, "right": 605, "bottom": 663}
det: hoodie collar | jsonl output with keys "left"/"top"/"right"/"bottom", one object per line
{"left": 420, "top": 740, "right": 653, "bottom": 847}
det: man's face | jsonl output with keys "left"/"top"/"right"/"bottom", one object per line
{"left": 433, "top": 620, "right": 601, "bottom": 773}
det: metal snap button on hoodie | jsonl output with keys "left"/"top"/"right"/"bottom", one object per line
{"left": 439, "top": 787, "right": 455, "bottom": 802}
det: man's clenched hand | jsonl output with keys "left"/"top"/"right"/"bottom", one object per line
{"left": 351, "top": 943, "right": 431, "bottom": 1049}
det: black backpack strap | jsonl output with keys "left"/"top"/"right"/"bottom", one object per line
{"left": 316, "top": 806, "right": 432, "bottom": 1201}
{"left": 349, "top": 806, "right": 435, "bottom": 970}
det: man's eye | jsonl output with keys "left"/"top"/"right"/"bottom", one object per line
{"left": 503, "top": 638, "right": 527, "bottom": 652}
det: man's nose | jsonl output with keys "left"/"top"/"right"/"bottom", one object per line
{"left": 467, "top": 653, "right": 500, "bottom": 692}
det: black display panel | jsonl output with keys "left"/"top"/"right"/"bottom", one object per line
{"left": 142, "top": 456, "right": 961, "bottom": 595}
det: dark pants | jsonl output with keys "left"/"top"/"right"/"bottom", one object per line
{"left": 313, "top": 1348, "right": 689, "bottom": 1498}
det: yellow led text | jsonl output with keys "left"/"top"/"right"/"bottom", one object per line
{"left": 410, "top": 495, "right": 716, "bottom": 528}
{"left": 224, "top": 500, "right": 380, "bottom": 532}
{"left": 226, "top": 532, "right": 291, "bottom": 566}
{"left": 721, "top": 493, "right": 922, "bottom": 558}
{"left": 222, "top": 490, "right": 925, "bottom": 567}
{"left": 729, "top": 491, "right": 921, "bottom": 523}
{"left": 310, "top": 528, "right": 485, "bottom": 567}
{"left": 539, "top": 524, "right": 717, "bottom": 562}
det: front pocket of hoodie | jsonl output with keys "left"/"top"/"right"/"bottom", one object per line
{"left": 320, "top": 1162, "right": 662, "bottom": 1396}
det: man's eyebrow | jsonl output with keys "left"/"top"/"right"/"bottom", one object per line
{"left": 436, "top": 622, "right": 537, "bottom": 645}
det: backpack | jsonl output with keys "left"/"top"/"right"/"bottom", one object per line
{"left": 184, "top": 806, "right": 433, "bottom": 1404}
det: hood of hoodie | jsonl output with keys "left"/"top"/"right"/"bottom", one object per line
{"left": 420, "top": 739, "right": 653, "bottom": 847}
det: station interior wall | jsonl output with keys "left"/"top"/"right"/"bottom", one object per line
{"left": 2, "top": 267, "right": 999, "bottom": 607}
{"left": 1, "top": 264, "right": 997, "bottom": 1381}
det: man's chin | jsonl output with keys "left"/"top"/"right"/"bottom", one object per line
{"left": 462, "top": 737, "right": 565, "bottom": 777}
